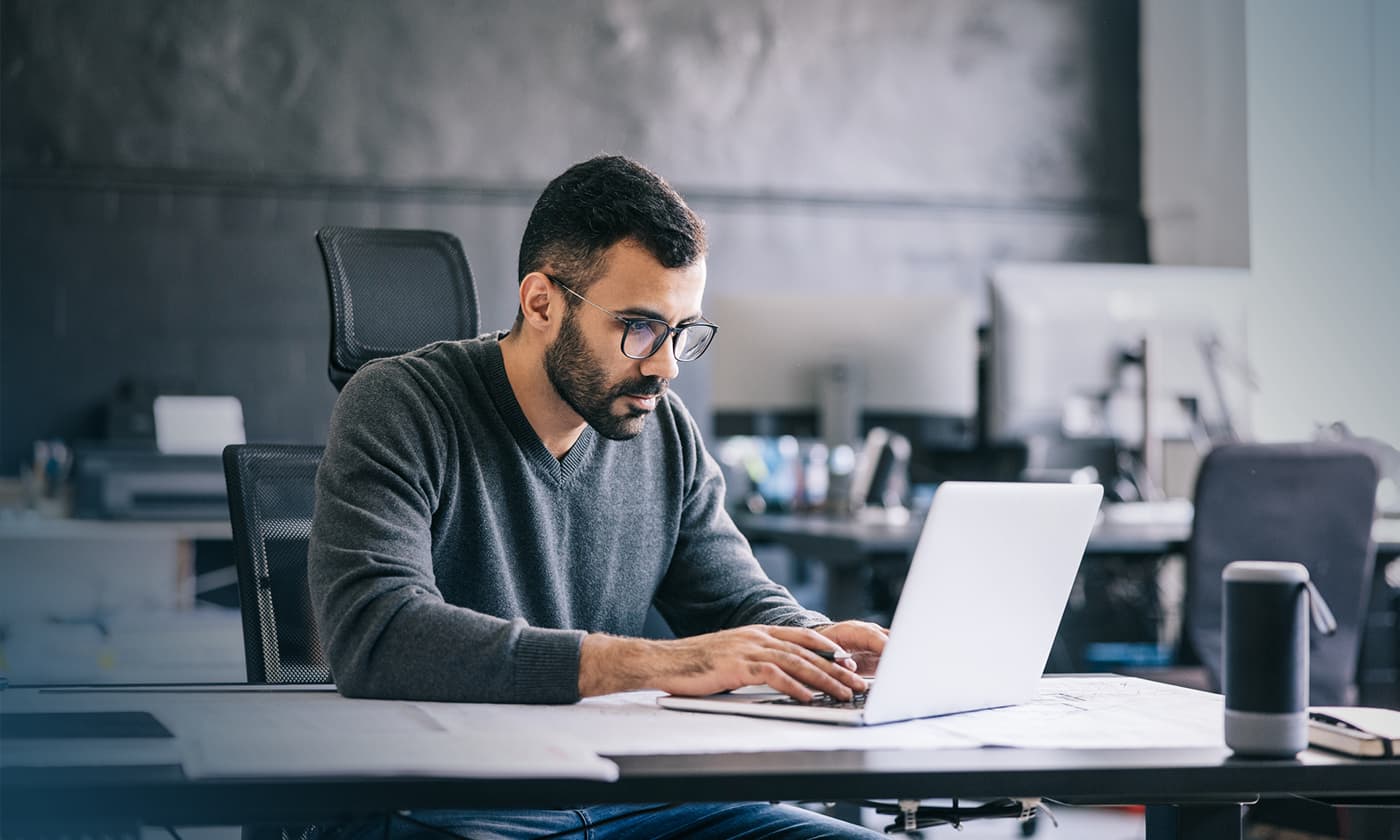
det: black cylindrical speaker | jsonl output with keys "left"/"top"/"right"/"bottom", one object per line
{"left": 1222, "top": 561, "right": 1309, "bottom": 757}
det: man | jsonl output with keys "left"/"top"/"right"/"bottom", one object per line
{"left": 309, "top": 155, "right": 887, "bottom": 838}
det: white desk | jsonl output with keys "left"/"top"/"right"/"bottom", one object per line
{"left": 0, "top": 515, "right": 232, "bottom": 611}
{"left": 0, "top": 515, "right": 241, "bottom": 684}
{"left": 3, "top": 677, "right": 1398, "bottom": 840}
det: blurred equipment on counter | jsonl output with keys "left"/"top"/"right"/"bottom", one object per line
{"left": 73, "top": 447, "right": 227, "bottom": 520}
{"left": 153, "top": 396, "right": 246, "bottom": 455}
{"left": 718, "top": 427, "right": 913, "bottom": 523}
{"left": 849, "top": 427, "right": 912, "bottom": 523}
{"left": 989, "top": 263, "right": 1253, "bottom": 501}
{"left": 69, "top": 388, "right": 244, "bottom": 520}
{"left": 708, "top": 293, "right": 979, "bottom": 450}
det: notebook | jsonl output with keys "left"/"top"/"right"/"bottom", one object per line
{"left": 658, "top": 481, "right": 1104, "bottom": 725}
{"left": 1309, "top": 707, "right": 1400, "bottom": 757}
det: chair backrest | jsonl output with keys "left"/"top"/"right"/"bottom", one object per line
{"left": 223, "top": 444, "right": 330, "bottom": 684}
{"left": 317, "top": 226, "right": 479, "bottom": 391}
{"left": 1185, "top": 442, "right": 1379, "bottom": 705}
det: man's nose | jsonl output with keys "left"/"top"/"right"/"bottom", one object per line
{"left": 640, "top": 336, "right": 681, "bottom": 381}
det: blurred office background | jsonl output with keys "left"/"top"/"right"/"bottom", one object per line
{"left": 1, "top": 0, "right": 1397, "bottom": 690}
{"left": 2, "top": 0, "right": 1149, "bottom": 463}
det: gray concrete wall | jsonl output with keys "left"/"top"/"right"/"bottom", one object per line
{"left": 0, "top": 0, "right": 1145, "bottom": 472}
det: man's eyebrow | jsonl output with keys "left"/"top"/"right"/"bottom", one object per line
{"left": 617, "top": 307, "right": 705, "bottom": 325}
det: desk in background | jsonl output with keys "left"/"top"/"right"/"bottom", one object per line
{"left": 732, "top": 507, "right": 1206, "bottom": 618}
{"left": 0, "top": 516, "right": 234, "bottom": 609}
{"left": 735, "top": 510, "right": 1400, "bottom": 703}
{"left": 0, "top": 516, "right": 243, "bottom": 684}
{"left": 736, "top": 508, "right": 1400, "bottom": 571}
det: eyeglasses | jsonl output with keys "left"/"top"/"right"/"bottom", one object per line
{"left": 546, "top": 275, "right": 719, "bottom": 362}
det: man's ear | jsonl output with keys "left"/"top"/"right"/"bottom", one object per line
{"left": 518, "top": 272, "right": 557, "bottom": 332}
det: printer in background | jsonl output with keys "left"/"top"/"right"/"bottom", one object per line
{"left": 72, "top": 393, "right": 245, "bottom": 521}
{"left": 73, "top": 447, "right": 228, "bottom": 520}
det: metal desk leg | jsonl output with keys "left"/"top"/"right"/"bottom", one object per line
{"left": 1145, "top": 803, "right": 1243, "bottom": 840}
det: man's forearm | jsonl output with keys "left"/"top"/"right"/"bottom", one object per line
{"left": 577, "top": 634, "right": 681, "bottom": 697}
{"left": 579, "top": 634, "right": 644, "bottom": 696}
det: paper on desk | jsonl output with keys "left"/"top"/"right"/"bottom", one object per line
{"left": 182, "top": 730, "right": 618, "bottom": 780}
{"left": 418, "top": 691, "right": 982, "bottom": 755}
{"left": 166, "top": 693, "right": 614, "bottom": 780}
{"left": 930, "top": 676, "right": 1225, "bottom": 749}
{"left": 152, "top": 692, "right": 441, "bottom": 741}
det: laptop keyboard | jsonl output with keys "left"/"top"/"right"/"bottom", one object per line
{"left": 762, "top": 691, "right": 868, "bottom": 710}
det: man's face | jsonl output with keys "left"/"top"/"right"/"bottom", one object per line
{"left": 544, "top": 240, "right": 706, "bottom": 440}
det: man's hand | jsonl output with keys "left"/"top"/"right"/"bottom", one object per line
{"left": 579, "top": 625, "right": 871, "bottom": 702}
{"left": 813, "top": 620, "right": 888, "bottom": 677}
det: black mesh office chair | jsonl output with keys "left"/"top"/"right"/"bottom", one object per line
{"left": 316, "top": 226, "right": 479, "bottom": 391}
{"left": 1185, "top": 442, "right": 1379, "bottom": 706}
{"left": 1180, "top": 444, "right": 1382, "bottom": 840}
{"left": 223, "top": 444, "right": 330, "bottom": 684}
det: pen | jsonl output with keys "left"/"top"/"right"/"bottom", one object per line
{"left": 814, "top": 648, "right": 854, "bottom": 663}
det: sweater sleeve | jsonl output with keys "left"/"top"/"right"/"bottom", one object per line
{"left": 652, "top": 398, "right": 831, "bottom": 637}
{"left": 307, "top": 360, "right": 584, "bottom": 703}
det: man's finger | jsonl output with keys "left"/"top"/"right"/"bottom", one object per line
{"left": 767, "top": 625, "right": 846, "bottom": 654}
{"left": 748, "top": 661, "right": 815, "bottom": 703}
{"left": 767, "top": 649, "right": 862, "bottom": 700}
{"left": 771, "top": 638, "right": 866, "bottom": 687}
{"left": 820, "top": 621, "right": 889, "bottom": 653}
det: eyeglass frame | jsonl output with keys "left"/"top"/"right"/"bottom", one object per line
{"left": 543, "top": 273, "right": 719, "bottom": 362}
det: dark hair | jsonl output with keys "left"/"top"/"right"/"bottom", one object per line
{"left": 516, "top": 155, "right": 707, "bottom": 306}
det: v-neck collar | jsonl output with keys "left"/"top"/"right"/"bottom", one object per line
{"left": 479, "top": 336, "right": 599, "bottom": 485}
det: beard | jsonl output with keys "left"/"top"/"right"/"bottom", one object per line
{"left": 544, "top": 307, "right": 667, "bottom": 441}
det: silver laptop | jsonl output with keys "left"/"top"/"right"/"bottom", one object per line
{"left": 658, "top": 481, "right": 1104, "bottom": 725}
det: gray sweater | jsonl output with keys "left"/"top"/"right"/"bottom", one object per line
{"left": 308, "top": 335, "right": 828, "bottom": 704}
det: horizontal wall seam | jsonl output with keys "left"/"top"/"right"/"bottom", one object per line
{"left": 1, "top": 168, "right": 1146, "bottom": 223}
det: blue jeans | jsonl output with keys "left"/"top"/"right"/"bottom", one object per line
{"left": 334, "top": 803, "right": 883, "bottom": 839}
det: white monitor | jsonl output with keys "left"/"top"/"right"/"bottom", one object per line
{"left": 707, "top": 293, "right": 979, "bottom": 443}
{"left": 987, "top": 262, "right": 1251, "bottom": 444}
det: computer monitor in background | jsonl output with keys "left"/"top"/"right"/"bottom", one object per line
{"left": 988, "top": 262, "right": 1251, "bottom": 498}
{"left": 707, "top": 293, "right": 980, "bottom": 449}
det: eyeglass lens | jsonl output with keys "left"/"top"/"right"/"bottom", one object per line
{"left": 622, "top": 320, "right": 715, "bottom": 361}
